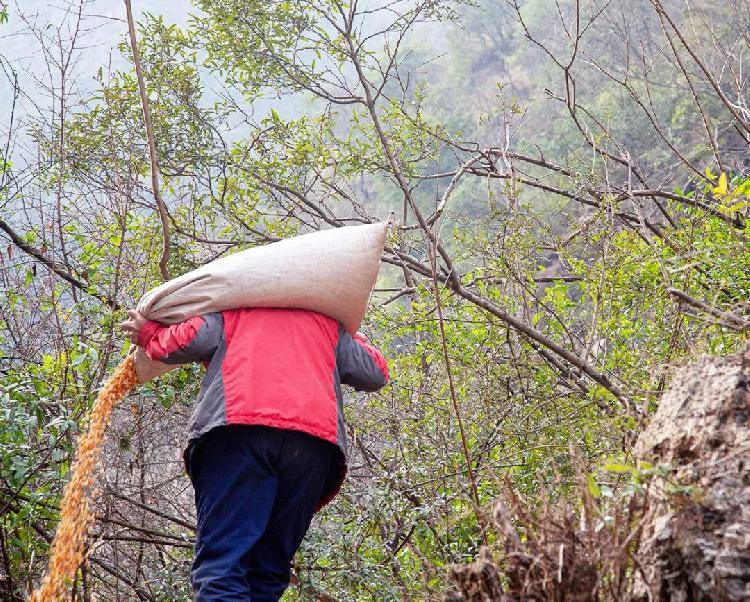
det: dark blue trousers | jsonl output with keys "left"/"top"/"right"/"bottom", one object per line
{"left": 186, "top": 425, "right": 334, "bottom": 601}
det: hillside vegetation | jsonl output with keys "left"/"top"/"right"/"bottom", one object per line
{"left": 0, "top": 0, "right": 748, "bottom": 599}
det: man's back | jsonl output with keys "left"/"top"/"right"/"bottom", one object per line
{"left": 127, "top": 307, "right": 390, "bottom": 600}
{"left": 220, "top": 308, "right": 382, "bottom": 447}
{"left": 137, "top": 307, "right": 389, "bottom": 502}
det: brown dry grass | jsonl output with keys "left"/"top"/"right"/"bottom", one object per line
{"left": 446, "top": 476, "right": 649, "bottom": 601}
{"left": 30, "top": 355, "right": 139, "bottom": 601}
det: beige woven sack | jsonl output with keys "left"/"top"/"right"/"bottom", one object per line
{"left": 133, "top": 223, "right": 387, "bottom": 383}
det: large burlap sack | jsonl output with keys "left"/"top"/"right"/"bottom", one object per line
{"left": 133, "top": 223, "right": 387, "bottom": 383}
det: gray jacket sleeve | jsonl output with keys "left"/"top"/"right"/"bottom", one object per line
{"left": 336, "top": 327, "right": 390, "bottom": 392}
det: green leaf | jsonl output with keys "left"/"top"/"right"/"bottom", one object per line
{"left": 721, "top": 199, "right": 749, "bottom": 215}
{"left": 587, "top": 474, "right": 601, "bottom": 498}
{"left": 603, "top": 462, "right": 632, "bottom": 473}
{"left": 735, "top": 180, "right": 750, "bottom": 196}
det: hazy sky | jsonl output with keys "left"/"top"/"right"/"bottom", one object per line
{"left": 0, "top": 0, "right": 194, "bottom": 134}
{"left": 0, "top": 0, "right": 318, "bottom": 163}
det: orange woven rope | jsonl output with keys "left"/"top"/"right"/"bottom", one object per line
{"left": 31, "top": 355, "right": 139, "bottom": 601}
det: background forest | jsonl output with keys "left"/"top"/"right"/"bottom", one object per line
{"left": 0, "top": 0, "right": 748, "bottom": 599}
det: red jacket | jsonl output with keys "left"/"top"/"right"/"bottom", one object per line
{"left": 138, "top": 307, "right": 389, "bottom": 508}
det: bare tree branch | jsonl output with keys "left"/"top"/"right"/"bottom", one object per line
{"left": 125, "top": 0, "right": 171, "bottom": 281}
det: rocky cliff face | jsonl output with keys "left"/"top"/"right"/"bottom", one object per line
{"left": 633, "top": 347, "right": 750, "bottom": 601}
{"left": 445, "top": 347, "right": 750, "bottom": 602}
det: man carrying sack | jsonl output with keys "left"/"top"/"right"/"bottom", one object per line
{"left": 121, "top": 306, "right": 389, "bottom": 601}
